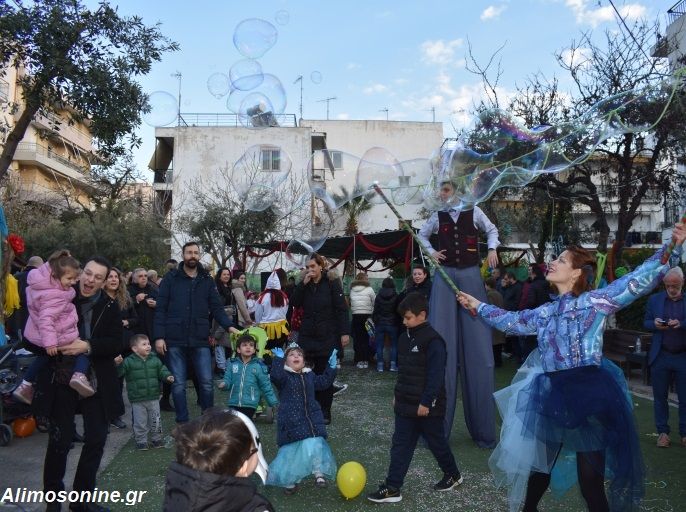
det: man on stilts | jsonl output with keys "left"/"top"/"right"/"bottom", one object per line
{"left": 418, "top": 180, "right": 499, "bottom": 448}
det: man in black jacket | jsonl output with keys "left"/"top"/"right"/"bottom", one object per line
{"left": 154, "top": 242, "right": 238, "bottom": 424}
{"left": 34, "top": 256, "right": 123, "bottom": 512}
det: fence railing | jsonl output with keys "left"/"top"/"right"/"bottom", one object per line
{"left": 668, "top": 0, "right": 686, "bottom": 25}
{"left": 16, "top": 142, "right": 88, "bottom": 174}
{"left": 178, "top": 112, "right": 297, "bottom": 128}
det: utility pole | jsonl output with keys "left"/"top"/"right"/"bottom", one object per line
{"left": 379, "top": 107, "right": 389, "bottom": 121}
{"left": 317, "top": 96, "right": 337, "bottom": 120}
{"left": 171, "top": 71, "right": 182, "bottom": 126}
{"left": 293, "top": 75, "right": 303, "bottom": 122}
{"left": 426, "top": 106, "right": 436, "bottom": 122}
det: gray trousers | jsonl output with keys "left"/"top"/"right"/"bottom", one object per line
{"left": 132, "top": 399, "right": 162, "bottom": 445}
{"left": 428, "top": 265, "right": 496, "bottom": 448}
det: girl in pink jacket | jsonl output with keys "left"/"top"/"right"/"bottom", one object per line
{"left": 12, "top": 250, "right": 94, "bottom": 404}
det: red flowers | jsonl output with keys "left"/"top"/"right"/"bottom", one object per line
{"left": 7, "top": 233, "right": 25, "bottom": 255}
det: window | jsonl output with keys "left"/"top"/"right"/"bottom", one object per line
{"left": 331, "top": 150, "right": 343, "bottom": 169}
{"left": 261, "top": 148, "right": 280, "bottom": 171}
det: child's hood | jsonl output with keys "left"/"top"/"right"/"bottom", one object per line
{"left": 27, "top": 262, "right": 76, "bottom": 299}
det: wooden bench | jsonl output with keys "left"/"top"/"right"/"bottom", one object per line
{"left": 602, "top": 329, "right": 652, "bottom": 381}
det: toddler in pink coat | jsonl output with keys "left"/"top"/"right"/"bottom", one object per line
{"left": 13, "top": 250, "right": 94, "bottom": 404}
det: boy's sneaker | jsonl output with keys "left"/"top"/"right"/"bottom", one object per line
{"left": 433, "top": 472, "right": 463, "bottom": 491}
{"left": 135, "top": 442, "right": 149, "bottom": 451}
{"left": 377, "top": 362, "right": 384, "bottom": 372}
{"left": 69, "top": 372, "right": 95, "bottom": 398}
{"left": 332, "top": 382, "right": 348, "bottom": 397}
{"left": 283, "top": 484, "right": 298, "bottom": 496}
{"left": 356, "top": 361, "right": 365, "bottom": 369}
{"left": 367, "top": 483, "right": 402, "bottom": 503}
{"left": 151, "top": 439, "right": 165, "bottom": 449}
{"left": 390, "top": 362, "right": 398, "bottom": 372}
{"left": 12, "top": 381, "right": 34, "bottom": 405}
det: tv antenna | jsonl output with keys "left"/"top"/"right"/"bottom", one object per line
{"left": 317, "top": 96, "right": 337, "bottom": 120}
{"left": 293, "top": 75, "right": 303, "bottom": 121}
{"left": 426, "top": 106, "right": 436, "bottom": 123}
{"left": 379, "top": 107, "right": 389, "bottom": 121}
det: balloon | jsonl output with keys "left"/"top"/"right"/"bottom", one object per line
{"left": 12, "top": 416, "right": 36, "bottom": 438}
{"left": 336, "top": 461, "right": 367, "bottom": 499}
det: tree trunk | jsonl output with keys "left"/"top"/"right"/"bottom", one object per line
{"left": 0, "top": 103, "right": 40, "bottom": 181}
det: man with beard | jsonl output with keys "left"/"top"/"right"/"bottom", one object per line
{"left": 154, "top": 242, "right": 239, "bottom": 423}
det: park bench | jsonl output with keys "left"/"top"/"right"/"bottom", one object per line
{"left": 602, "top": 328, "right": 652, "bottom": 383}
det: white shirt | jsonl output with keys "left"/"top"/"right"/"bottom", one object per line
{"left": 417, "top": 206, "right": 500, "bottom": 255}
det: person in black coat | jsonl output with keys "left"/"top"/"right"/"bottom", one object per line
{"left": 397, "top": 266, "right": 432, "bottom": 305}
{"left": 33, "top": 256, "right": 125, "bottom": 507}
{"left": 289, "top": 253, "right": 350, "bottom": 423}
{"left": 373, "top": 277, "right": 401, "bottom": 372}
{"left": 128, "top": 268, "right": 159, "bottom": 337}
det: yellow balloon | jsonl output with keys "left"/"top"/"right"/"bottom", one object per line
{"left": 336, "top": 461, "right": 367, "bottom": 499}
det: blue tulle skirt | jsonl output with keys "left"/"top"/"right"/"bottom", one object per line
{"left": 490, "top": 350, "right": 644, "bottom": 512}
{"left": 266, "top": 437, "right": 337, "bottom": 487}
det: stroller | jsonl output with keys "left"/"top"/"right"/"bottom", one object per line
{"left": 0, "top": 339, "right": 36, "bottom": 446}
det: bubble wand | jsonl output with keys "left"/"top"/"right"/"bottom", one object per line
{"left": 372, "top": 184, "right": 477, "bottom": 315}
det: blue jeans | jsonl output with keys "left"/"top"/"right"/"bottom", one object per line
{"left": 651, "top": 351, "right": 686, "bottom": 436}
{"left": 167, "top": 346, "right": 213, "bottom": 423}
{"left": 376, "top": 323, "right": 399, "bottom": 365}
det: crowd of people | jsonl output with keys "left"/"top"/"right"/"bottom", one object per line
{"left": 5, "top": 195, "right": 686, "bottom": 511}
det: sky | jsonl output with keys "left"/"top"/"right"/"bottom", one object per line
{"left": 101, "top": 0, "right": 679, "bottom": 177}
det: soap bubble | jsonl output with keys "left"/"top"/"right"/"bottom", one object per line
{"left": 356, "top": 147, "right": 403, "bottom": 204}
{"left": 231, "top": 145, "right": 292, "bottom": 211}
{"left": 143, "top": 91, "right": 178, "bottom": 127}
{"left": 390, "top": 158, "right": 433, "bottom": 205}
{"left": 307, "top": 149, "right": 363, "bottom": 209}
{"left": 207, "top": 73, "right": 230, "bottom": 99}
{"left": 275, "top": 10, "right": 290, "bottom": 26}
{"left": 286, "top": 198, "right": 336, "bottom": 267}
{"left": 229, "top": 59, "right": 264, "bottom": 91}
{"left": 233, "top": 18, "right": 278, "bottom": 59}
{"left": 227, "top": 74, "right": 287, "bottom": 128}
{"left": 310, "top": 71, "right": 323, "bottom": 84}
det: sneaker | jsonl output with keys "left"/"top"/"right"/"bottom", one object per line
{"left": 377, "top": 362, "right": 384, "bottom": 372}
{"left": 12, "top": 381, "right": 34, "bottom": 405}
{"left": 283, "top": 484, "right": 298, "bottom": 496}
{"left": 110, "top": 417, "right": 126, "bottom": 429}
{"left": 315, "top": 476, "right": 327, "bottom": 487}
{"left": 363, "top": 361, "right": 369, "bottom": 369}
{"left": 151, "top": 439, "right": 165, "bottom": 449}
{"left": 136, "top": 442, "right": 149, "bottom": 451}
{"left": 217, "top": 381, "right": 226, "bottom": 389}
{"left": 657, "top": 433, "right": 671, "bottom": 448}
{"left": 356, "top": 361, "right": 365, "bottom": 369}
{"left": 367, "top": 483, "right": 402, "bottom": 503}
{"left": 69, "top": 372, "right": 95, "bottom": 398}
{"left": 336, "top": 362, "right": 341, "bottom": 370}
{"left": 433, "top": 472, "right": 463, "bottom": 491}
{"left": 390, "top": 362, "right": 398, "bottom": 372}
{"left": 332, "top": 382, "right": 348, "bottom": 397}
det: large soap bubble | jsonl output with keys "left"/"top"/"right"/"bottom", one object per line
{"left": 286, "top": 198, "right": 336, "bottom": 267}
{"left": 231, "top": 145, "right": 292, "bottom": 211}
{"left": 307, "top": 149, "right": 363, "bottom": 210}
{"left": 207, "top": 73, "right": 231, "bottom": 99}
{"left": 229, "top": 59, "right": 264, "bottom": 91}
{"left": 391, "top": 158, "right": 433, "bottom": 205}
{"left": 143, "top": 91, "right": 178, "bottom": 127}
{"left": 356, "top": 147, "right": 403, "bottom": 204}
{"left": 233, "top": 18, "right": 278, "bottom": 59}
{"left": 226, "top": 74, "right": 287, "bottom": 128}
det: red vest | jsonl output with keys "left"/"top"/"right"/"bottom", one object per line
{"left": 436, "top": 210, "right": 479, "bottom": 268}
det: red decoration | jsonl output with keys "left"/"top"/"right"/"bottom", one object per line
{"left": 7, "top": 234, "right": 25, "bottom": 255}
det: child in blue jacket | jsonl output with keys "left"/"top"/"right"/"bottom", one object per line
{"left": 223, "top": 334, "right": 279, "bottom": 419}
{"left": 266, "top": 343, "right": 338, "bottom": 494}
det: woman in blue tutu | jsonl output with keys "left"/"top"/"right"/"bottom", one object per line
{"left": 267, "top": 343, "right": 338, "bottom": 494}
{"left": 458, "top": 223, "right": 686, "bottom": 512}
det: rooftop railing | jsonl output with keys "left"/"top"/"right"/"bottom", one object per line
{"left": 668, "top": 0, "right": 686, "bottom": 25}
{"left": 178, "top": 112, "right": 297, "bottom": 128}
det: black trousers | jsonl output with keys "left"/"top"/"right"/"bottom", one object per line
{"left": 351, "top": 314, "right": 371, "bottom": 363}
{"left": 386, "top": 413, "right": 459, "bottom": 490}
{"left": 309, "top": 354, "right": 334, "bottom": 420}
{"left": 43, "top": 384, "right": 109, "bottom": 494}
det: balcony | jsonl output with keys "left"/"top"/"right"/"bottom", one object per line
{"left": 668, "top": 0, "right": 686, "bottom": 26}
{"left": 153, "top": 170, "right": 173, "bottom": 191}
{"left": 14, "top": 142, "right": 90, "bottom": 183}
{"left": 0, "top": 78, "right": 8, "bottom": 102}
{"left": 30, "top": 109, "right": 94, "bottom": 153}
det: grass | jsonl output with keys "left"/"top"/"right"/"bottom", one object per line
{"left": 99, "top": 357, "right": 686, "bottom": 511}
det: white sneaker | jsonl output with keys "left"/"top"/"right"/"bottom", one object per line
{"left": 356, "top": 362, "right": 365, "bottom": 369}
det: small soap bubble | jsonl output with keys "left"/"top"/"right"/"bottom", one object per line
{"left": 275, "top": 10, "right": 290, "bottom": 26}
{"left": 310, "top": 71, "right": 323, "bottom": 84}
{"left": 142, "top": 91, "right": 178, "bottom": 127}
{"left": 207, "top": 73, "right": 230, "bottom": 99}
{"left": 233, "top": 18, "right": 278, "bottom": 59}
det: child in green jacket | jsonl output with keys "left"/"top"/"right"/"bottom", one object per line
{"left": 118, "top": 334, "right": 174, "bottom": 450}
{"left": 224, "top": 334, "right": 279, "bottom": 419}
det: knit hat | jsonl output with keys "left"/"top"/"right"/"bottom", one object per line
{"left": 265, "top": 271, "right": 281, "bottom": 290}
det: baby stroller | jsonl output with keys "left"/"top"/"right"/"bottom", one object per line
{"left": 0, "top": 339, "right": 36, "bottom": 446}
